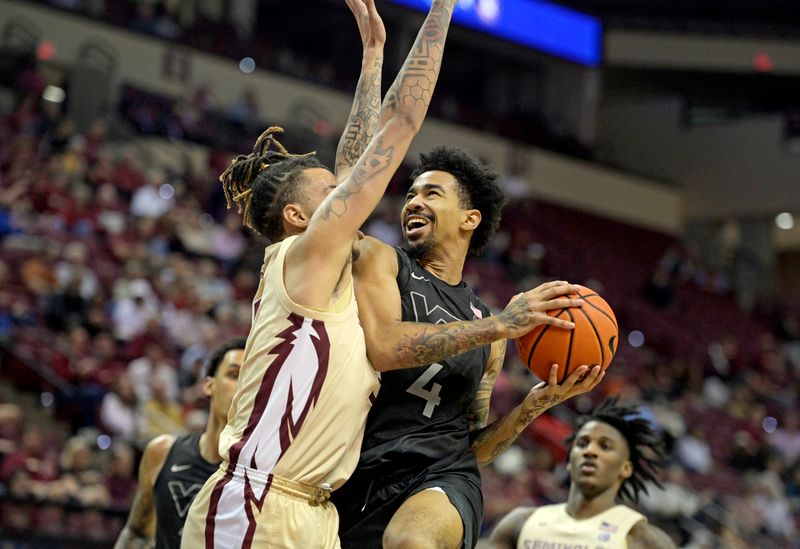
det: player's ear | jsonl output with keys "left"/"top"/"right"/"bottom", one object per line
{"left": 283, "top": 203, "right": 309, "bottom": 230}
{"left": 202, "top": 376, "right": 214, "bottom": 398}
{"left": 461, "top": 209, "right": 481, "bottom": 232}
{"left": 620, "top": 459, "right": 633, "bottom": 480}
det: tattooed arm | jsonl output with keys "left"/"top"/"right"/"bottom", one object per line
{"left": 114, "top": 435, "right": 174, "bottom": 549}
{"left": 467, "top": 340, "right": 506, "bottom": 432}
{"left": 470, "top": 364, "right": 604, "bottom": 467}
{"left": 335, "top": 0, "right": 385, "bottom": 181}
{"left": 353, "top": 237, "right": 583, "bottom": 371}
{"left": 285, "top": 0, "right": 456, "bottom": 306}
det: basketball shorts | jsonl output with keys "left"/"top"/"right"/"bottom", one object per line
{"left": 181, "top": 463, "right": 340, "bottom": 549}
{"left": 333, "top": 455, "right": 483, "bottom": 549}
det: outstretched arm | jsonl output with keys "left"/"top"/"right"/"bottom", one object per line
{"left": 470, "top": 364, "right": 604, "bottom": 467}
{"left": 353, "top": 237, "right": 583, "bottom": 371}
{"left": 114, "top": 435, "right": 174, "bottom": 549}
{"left": 335, "top": 0, "right": 385, "bottom": 181}
{"left": 485, "top": 507, "right": 535, "bottom": 549}
{"left": 286, "top": 0, "right": 457, "bottom": 306}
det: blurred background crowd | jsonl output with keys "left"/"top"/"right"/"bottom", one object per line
{"left": 1, "top": 0, "right": 799, "bottom": 547}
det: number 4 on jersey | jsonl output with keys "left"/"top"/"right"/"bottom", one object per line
{"left": 406, "top": 363, "right": 443, "bottom": 417}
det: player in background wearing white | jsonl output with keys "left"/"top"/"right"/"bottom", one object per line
{"left": 486, "top": 398, "right": 676, "bottom": 549}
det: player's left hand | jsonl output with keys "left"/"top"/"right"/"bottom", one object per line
{"left": 523, "top": 364, "right": 604, "bottom": 410}
{"left": 346, "top": 0, "right": 386, "bottom": 50}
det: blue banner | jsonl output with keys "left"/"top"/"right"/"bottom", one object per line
{"left": 388, "top": 0, "right": 602, "bottom": 66}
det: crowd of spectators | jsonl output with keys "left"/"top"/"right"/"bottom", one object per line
{"left": 1, "top": 56, "right": 799, "bottom": 549}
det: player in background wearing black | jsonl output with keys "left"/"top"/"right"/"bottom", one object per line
{"left": 114, "top": 338, "right": 245, "bottom": 549}
{"left": 486, "top": 398, "right": 676, "bottom": 549}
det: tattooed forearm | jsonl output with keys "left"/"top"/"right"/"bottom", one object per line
{"left": 471, "top": 401, "right": 549, "bottom": 467}
{"left": 392, "top": 316, "right": 502, "bottom": 370}
{"left": 381, "top": 0, "right": 455, "bottom": 126}
{"left": 469, "top": 340, "right": 506, "bottom": 432}
{"left": 336, "top": 56, "right": 383, "bottom": 176}
{"left": 321, "top": 135, "right": 395, "bottom": 220}
{"left": 315, "top": 0, "right": 453, "bottom": 228}
{"left": 470, "top": 382, "right": 493, "bottom": 432}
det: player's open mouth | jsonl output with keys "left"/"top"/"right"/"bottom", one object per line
{"left": 405, "top": 215, "right": 432, "bottom": 238}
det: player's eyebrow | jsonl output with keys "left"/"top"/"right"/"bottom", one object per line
{"left": 407, "top": 183, "right": 445, "bottom": 196}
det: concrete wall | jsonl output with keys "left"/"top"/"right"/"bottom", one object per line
{"left": 598, "top": 95, "right": 800, "bottom": 220}
{"left": 606, "top": 29, "right": 800, "bottom": 76}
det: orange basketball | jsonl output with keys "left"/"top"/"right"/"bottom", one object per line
{"left": 515, "top": 285, "right": 618, "bottom": 382}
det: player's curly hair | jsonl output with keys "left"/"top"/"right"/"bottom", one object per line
{"left": 205, "top": 337, "right": 247, "bottom": 378}
{"left": 220, "top": 126, "right": 321, "bottom": 242}
{"left": 567, "top": 397, "right": 665, "bottom": 503}
{"left": 410, "top": 146, "right": 506, "bottom": 256}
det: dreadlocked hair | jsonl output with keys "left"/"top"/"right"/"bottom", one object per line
{"left": 219, "top": 126, "right": 320, "bottom": 241}
{"left": 567, "top": 397, "right": 666, "bottom": 504}
{"left": 410, "top": 146, "right": 507, "bottom": 256}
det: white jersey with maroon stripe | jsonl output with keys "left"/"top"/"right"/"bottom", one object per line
{"left": 218, "top": 235, "right": 380, "bottom": 490}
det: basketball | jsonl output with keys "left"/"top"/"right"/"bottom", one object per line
{"left": 515, "top": 285, "right": 618, "bottom": 382}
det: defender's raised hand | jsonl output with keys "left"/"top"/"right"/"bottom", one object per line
{"left": 497, "top": 281, "right": 585, "bottom": 338}
{"left": 346, "top": 0, "right": 386, "bottom": 50}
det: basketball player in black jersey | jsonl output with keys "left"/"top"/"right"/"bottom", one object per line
{"left": 332, "top": 147, "right": 604, "bottom": 548}
{"left": 114, "top": 337, "right": 245, "bottom": 549}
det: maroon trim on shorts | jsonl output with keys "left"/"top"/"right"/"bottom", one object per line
{"left": 241, "top": 471, "right": 273, "bottom": 549}
{"left": 204, "top": 462, "right": 235, "bottom": 549}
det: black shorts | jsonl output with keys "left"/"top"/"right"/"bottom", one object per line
{"left": 333, "top": 454, "right": 483, "bottom": 549}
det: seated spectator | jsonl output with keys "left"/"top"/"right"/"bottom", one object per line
{"left": 1, "top": 427, "right": 60, "bottom": 486}
{"left": 674, "top": 426, "right": 713, "bottom": 474}
{"left": 210, "top": 212, "right": 247, "bottom": 267}
{"left": 100, "top": 373, "right": 139, "bottom": 442}
{"left": 0, "top": 403, "right": 23, "bottom": 457}
{"left": 126, "top": 342, "right": 179, "bottom": 403}
{"left": 130, "top": 171, "right": 174, "bottom": 219}
{"left": 55, "top": 241, "right": 99, "bottom": 301}
{"left": 226, "top": 88, "right": 261, "bottom": 132}
{"left": 112, "top": 278, "right": 161, "bottom": 341}
{"left": 138, "top": 375, "right": 184, "bottom": 443}
{"left": 768, "top": 410, "right": 800, "bottom": 465}
{"left": 639, "top": 465, "right": 701, "bottom": 519}
{"left": 58, "top": 435, "right": 110, "bottom": 507}
{"left": 105, "top": 442, "right": 136, "bottom": 508}
{"left": 728, "top": 430, "right": 770, "bottom": 472}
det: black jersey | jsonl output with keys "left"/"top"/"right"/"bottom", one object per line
{"left": 357, "top": 247, "right": 492, "bottom": 476}
{"left": 152, "top": 432, "right": 219, "bottom": 549}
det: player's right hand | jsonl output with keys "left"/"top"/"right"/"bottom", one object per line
{"left": 346, "top": 0, "right": 386, "bottom": 51}
{"left": 497, "top": 280, "right": 584, "bottom": 339}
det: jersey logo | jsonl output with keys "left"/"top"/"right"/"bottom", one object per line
{"left": 469, "top": 302, "right": 483, "bottom": 319}
{"left": 600, "top": 521, "right": 619, "bottom": 533}
{"left": 170, "top": 463, "right": 192, "bottom": 473}
{"left": 410, "top": 291, "right": 459, "bottom": 324}
{"left": 410, "top": 272, "right": 430, "bottom": 282}
{"left": 226, "top": 313, "right": 330, "bottom": 477}
{"left": 168, "top": 480, "right": 204, "bottom": 518}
